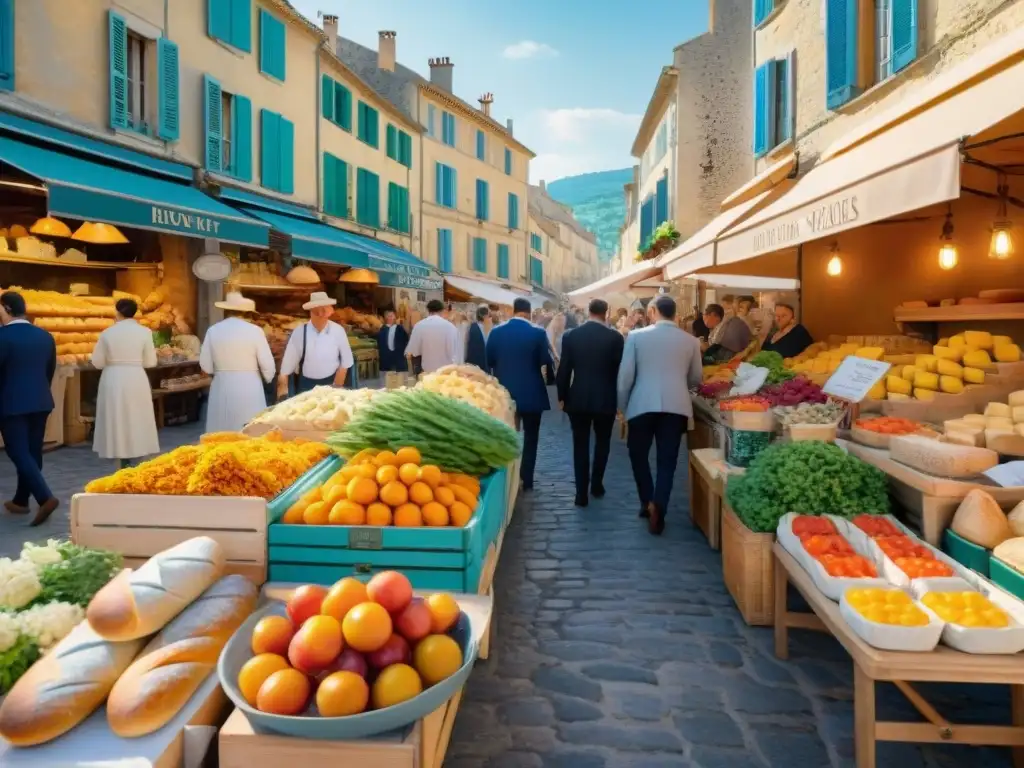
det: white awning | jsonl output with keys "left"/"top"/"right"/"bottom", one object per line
{"left": 444, "top": 275, "right": 529, "bottom": 307}
{"left": 719, "top": 153, "right": 797, "bottom": 210}
{"left": 693, "top": 274, "right": 799, "bottom": 291}
{"left": 566, "top": 261, "right": 664, "bottom": 301}
{"left": 716, "top": 34, "right": 1024, "bottom": 267}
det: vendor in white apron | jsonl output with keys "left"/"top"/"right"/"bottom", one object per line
{"left": 277, "top": 291, "right": 354, "bottom": 399}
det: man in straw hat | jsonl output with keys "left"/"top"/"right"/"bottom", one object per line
{"left": 278, "top": 291, "right": 354, "bottom": 398}
{"left": 200, "top": 291, "right": 276, "bottom": 432}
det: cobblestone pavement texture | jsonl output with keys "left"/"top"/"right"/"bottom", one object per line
{"left": 0, "top": 392, "right": 1014, "bottom": 767}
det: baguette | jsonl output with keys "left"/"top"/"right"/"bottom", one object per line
{"left": 106, "top": 575, "right": 258, "bottom": 737}
{"left": 87, "top": 536, "right": 226, "bottom": 641}
{"left": 0, "top": 622, "right": 145, "bottom": 746}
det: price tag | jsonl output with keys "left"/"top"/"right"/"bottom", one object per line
{"left": 348, "top": 528, "right": 383, "bottom": 550}
{"left": 822, "top": 357, "right": 891, "bottom": 403}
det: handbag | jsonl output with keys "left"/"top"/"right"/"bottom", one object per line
{"left": 288, "top": 323, "right": 309, "bottom": 396}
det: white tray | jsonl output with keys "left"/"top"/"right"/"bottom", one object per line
{"left": 839, "top": 590, "right": 944, "bottom": 652}
{"left": 913, "top": 578, "right": 1024, "bottom": 655}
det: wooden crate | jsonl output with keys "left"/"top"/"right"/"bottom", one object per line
{"left": 720, "top": 504, "right": 775, "bottom": 626}
{"left": 219, "top": 690, "right": 462, "bottom": 768}
{"left": 688, "top": 449, "right": 724, "bottom": 550}
{"left": 70, "top": 494, "right": 268, "bottom": 585}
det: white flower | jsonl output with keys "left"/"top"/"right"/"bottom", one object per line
{"left": 20, "top": 540, "right": 63, "bottom": 570}
{"left": 0, "top": 613, "right": 20, "bottom": 653}
{"left": 15, "top": 603, "right": 84, "bottom": 651}
{"left": 0, "top": 558, "right": 42, "bottom": 610}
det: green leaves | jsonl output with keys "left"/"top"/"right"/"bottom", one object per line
{"left": 0, "top": 635, "right": 40, "bottom": 694}
{"left": 30, "top": 543, "right": 122, "bottom": 608}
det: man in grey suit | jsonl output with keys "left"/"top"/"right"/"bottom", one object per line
{"left": 616, "top": 295, "right": 704, "bottom": 535}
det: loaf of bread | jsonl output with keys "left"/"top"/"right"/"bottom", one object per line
{"left": 87, "top": 536, "right": 226, "bottom": 641}
{"left": 0, "top": 622, "right": 145, "bottom": 746}
{"left": 106, "top": 575, "right": 258, "bottom": 737}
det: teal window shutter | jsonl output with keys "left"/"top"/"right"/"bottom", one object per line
{"left": 475, "top": 179, "right": 489, "bottom": 221}
{"left": 530, "top": 233, "right": 542, "bottom": 252}
{"left": 157, "top": 39, "right": 180, "bottom": 141}
{"left": 640, "top": 197, "right": 654, "bottom": 244}
{"left": 398, "top": 131, "right": 412, "bottom": 168}
{"left": 260, "top": 109, "right": 280, "bottom": 190}
{"left": 753, "top": 63, "right": 769, "bottom": 156}
{"left": 438, "top": 229, "right": 452, "bottom": 271}
{"left": 447, "top": 167, "right": 458, "bottom": 209}
{"left": 435, "top": 162, "right": 444, "bottom": 204}
{"left": 108, "top": 12, "right": 128, "bottom": 130}
{"left": 891, "top": 0, "right": 918, "bottom": 73}
{"left": 388, "top": 183, "right": 409, "bottom": 233}
{"left": 358, "top": 103, "right": 379, "bottom": 147}
{"left": 232, "top": 94, "right": 253, "bottom": 181}
{"left": 386, "top": 124, "right": 397, "bottom": 160}
{"left": 497, "top": 244, "right": 509, "bottom": 279}
{"left": 207, "top": 0, "right": 231, "bottom": 43}
{"left": 259, "top": 10, "right": 286, "bottom": 81}
{"left": 753, "top": 0, "right": 775, "bottom": 27}
{"left": 323, "top": 153, "right": 337, "bottom": 217}
{"left": 203, "top": 75, "right": 223, "bottom": 172}
{"left": 655, "top": 174, "right": 668, "bottom": 226}
{"left": 507, "top": 193, "right": 519, "bottom": 229}
{"left": 335, "top": 83, "right": 352, "bottom": 130}
{"left": 473, "top": 238, "right": 487, "bottom": 272}
{"left": 279, "top": 115, "right": 294, "bottom": 194}
{"left": 476, "top": 129, "right": 485, "bottom": 160}
{"left": 231, "top": 0, "right": 251, "bottom": 52}
{"left": 0, "top": 0, "right": 13, "bottom": 91}
{"left": 426, "top": 104, "right": 436, "bottom": 137}
{"left": 825, "top": 0, "right": 858, "bottom": 109}
{"left": 357, "top": 169, "right": 380, "bottom": 228}
{"left": 779, "top": 52, "right": 795, "bottom": 143}
{"left": 442, "top": 112, "right": 455, "bottom": 146}
{"left": 321, "top": 75, "right": 334, "bottom": 120}
{"left": 504, "top": 148, "right": 512, "bottom": 175}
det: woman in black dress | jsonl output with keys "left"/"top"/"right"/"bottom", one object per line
{"left": 761, "top": 302, "right": 813, "bottom": 358}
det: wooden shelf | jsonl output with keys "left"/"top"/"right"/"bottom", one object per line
{"left": 0, "top": 253, "right": 158, "bottom": 270}
{"left": 228, "top": 282, "right": 318, "bottom": 294}
{"left": 894, "top": 303, "right": 1024, "bottom": 323}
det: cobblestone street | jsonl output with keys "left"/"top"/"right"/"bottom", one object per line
{"left": 0, "top": 401, "right": 1015, "bottom": 767}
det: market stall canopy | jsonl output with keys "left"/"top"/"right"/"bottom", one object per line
{"left": 718, "top": 153, "right": 797, "bottom": 210}
{"left": 217, "top": 186, "right": 320, "bottom": 221}
{"left": 566, "top": 261, "right": 665, "bottom": 302}
{"left": 236, "top": 208, "right": 442, "bottom": 291}
{"left": 689, "top": 274, "right": 799, "bottom": 292}
{"left": 715, "top": 27, "right": 1024, "bottom": 267}
{"left": 444, "top": 275, "right": 531, "bottom": 307}
{"left": 0, "top": 135, "right": 270, "bottom": 248}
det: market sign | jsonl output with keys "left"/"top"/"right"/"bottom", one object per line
{"left": 377, "top": 271, "right": 443, "bottom": 291}
{"left": 367, "top": 254, "right": 431, "bottom": 279}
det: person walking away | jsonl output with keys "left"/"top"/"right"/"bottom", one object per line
{"left": 406, "top": 299, "right": 458, "bottom": 375}
{"left": 91, "top": 298, "right": 159, "bottom": 469}
{"left": 556, "top": 298, "right": 624, "bottom": 507}
{"left": 702, "top": 303, "right": 751, "bottom": 364}
{"left": 450, "top": 311, "right": 470, "bottom": 364}
{"left": 278, "top": 292, "right": 353, "bottom": 398}
{"left": 617, "top": 295, "right": 703, "bottom": 535}
{"left": 546, "top": 312, "right": 566, "bottom": 362}
{"left": 487, "top": 298, "right": 553, "bottom": 491}
{"left": 200, "top": 292, "right": 276, "bottom": 433}
{"left": 0, "top": 291, "right": 59, "bottom": 525}
{"left": 377, "top": 308, "right": 409, "bottom": 373}
{"left": 465, "top": 305, "right": 491, "bottom": 371}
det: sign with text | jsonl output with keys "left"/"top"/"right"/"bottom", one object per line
{"left": 822, "top": 356, "right": 891, "bottom": 403}
{"left": 376, "top": 271, "right": 443, "bottom": 291}
{"left": 367, "top": 254, "right": 431, "bottom": 279}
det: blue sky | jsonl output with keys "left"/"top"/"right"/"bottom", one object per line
{"left": 291, "top": 0, "right": 709, "bottom": 183}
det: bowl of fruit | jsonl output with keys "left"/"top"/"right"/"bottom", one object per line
{"left": 840, "top": 586, "right": 944, "bottom": 652}
{"left": 218, "top": 571, "right": 479, "bottom": 739}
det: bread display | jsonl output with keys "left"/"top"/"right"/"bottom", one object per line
{"left": 106, "top": 575, "right": 257, "bottom": 737}
{"left": 86, "top": 537, "right": 226, "bottom": 641}
{"left": 0, "top": 622, "right": 145, "bottom": 746}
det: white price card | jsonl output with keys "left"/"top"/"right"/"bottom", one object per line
{"left": 822, "top": 357, "right": 892, "bottom": 403}
{"left": 982, "top": 461, "right": 1024, "bottom": 488}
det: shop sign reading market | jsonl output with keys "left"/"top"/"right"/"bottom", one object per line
{"left": 750, "top": 194, "right": 860, "bottom": 254}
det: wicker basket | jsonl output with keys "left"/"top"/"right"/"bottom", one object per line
{"left": 721, "top": 504, "right": 775, "bottom": 626}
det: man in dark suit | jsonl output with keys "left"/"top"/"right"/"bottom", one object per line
{"left": 486, "top": 297, "right": 553, "bottom": 491}
{"left": 0, "top": 291, "right": 60, "bottom": 525}
{"left": 556, "top": 298, "right": 624, "bottom": 507}
{"left": 376, "top": 308, "right": 409, "bottom": 373}
{"left": 465, "top": 305, "right": 490, "bottom": 371}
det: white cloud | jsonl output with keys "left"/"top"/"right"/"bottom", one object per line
{"left": 540, "top": 108, "right": 641, "bottom": 143}
{"left": 523, "top": 108, "right": 642, "bottom": 182}
{"left": 502, "top": 40, "right": 559, "bottom": 60}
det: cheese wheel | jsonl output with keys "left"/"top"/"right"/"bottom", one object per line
{"left": 889, "top": 434, "right": 998, "bottom": 478}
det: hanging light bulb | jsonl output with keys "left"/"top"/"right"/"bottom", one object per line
{"left": 938, "top": 207, "right": 958, "bottom": 270}
{"left": 989, "top": 180, "right": 1015, "bottom": 260}
{"left": 826, "top": 242, "right": 842, "bottom": 277}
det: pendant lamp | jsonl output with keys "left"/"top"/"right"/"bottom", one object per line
{"left": 338, "top": 268, "right": 380, "bottom": 284}
{"left": 72, "top": 222, "right": 129, "bottom": 244}
{"left": 29, "top": 217, "right": 72, "bottom": 238}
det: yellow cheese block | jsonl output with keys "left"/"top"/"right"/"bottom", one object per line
{"left": 963, "top": 349, "right": 994, "bottom": 370}
{"left": 944, "top": 419, "right": 984, "bottom": 436}
{"left": 933, "top": 345, "right": 964, "bottom": 362}
{"left": 915, "top": 355, "right": 939, "bottom": 373}
{"left": 901, "top": 365, "right": 919, "bottom": 382}
{"left": 963, "top": 414, "right": 989, "bottom": 426}
{"left": 867, "top": 380, "right": 887, "bottom": 400}
{"left": 855, "top": 347, "right": 885, "bottom": 361}
{"left": 987, "top": 416, "right": 1014, "bottom": 430}
{"left": 937, "top": 337, "right": 950, "bottom": 347}
{"left": 994, "top": 343, "right": 1021, "bottom": 363}
{"left": 945, "top": 430, "right": 984, "bottom": 447}
{"left": 1009, "top": 391, "right": 1024, "bottom": 408}
{"left": 887, "top": 375, "right": 912, "bottom": 395}
{"left": 811, "top": 359, "right": 830, "bottom": 373}
{"left": 992, "top": 335, "right": 1013, "bottom": 347}
{"left": 914, "top": 388, "right": 937, "bottom": 401}
{"left": 963, "top": 367, "right": 986, "bottom": 384}
{"left": 936, "top": 359, "right": 964, "bottom": 378}
{"left": 964, "top": 331, "right": 994, "bottom": 350}
{"left": 948, "top": 334, "right": 967, "bottom": 349}
{"left": 985, "top": 402, "right": 1012, "bottom": 418}
{"left": 828, "top": 359, "right": 842, "bottom": 373}
{"left": 913, "top": 370, "right": 939, "bottom": 391}
{"left": 838, "top": 343, "right": 859, "bottom": 356}
{"left": 1013, "top": 405, "right": 1024, "bottom": 423}
{"left": 939, "top": 375, "right": 964, "bottom": 395}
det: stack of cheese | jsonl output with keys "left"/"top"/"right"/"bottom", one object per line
{"left": 789, "top": 343, "right": 886, "bottom": 376}
{"left": 943, "top": 392, "right": 1024, "bottom": 451}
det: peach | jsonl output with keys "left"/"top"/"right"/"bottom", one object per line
{"left": 287, "top": 615, "right": 343, "bottom": 673}
{"left": 251, "top": 615, "right": 295, "bottom": 656}
{"left": 367, "top": 571, "right": 413, "bottom": 615}
{"left": 394, "top": 598, "right": 432, "bottom": 643}
{"left": 256, "top": 668, "right": 311, "bottom": 715}
{"left": 287, "top": 585, "right": 328, "bottom": 627}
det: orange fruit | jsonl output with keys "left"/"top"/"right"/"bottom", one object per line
{"left": 283, "top": 487, "right": 320, "bottom": 524}
{"left": 256, "top": 667, "right": 311, "bottom": 715}
{"left": 238, "top": 653, "right": 290, "bottom": 705}
{"left": 342, "top": 602, "right": 393, "bottom": 652}
{"left": 321, "top": 577, "right": 370, "bottom": 622}
{"left": 393, "top": 503, "right": 423, "bottom": 527}
{"left": 347, "top": 477, "right": 379, "bottom": 505}
{"left": 413, "top": 634, "right": 462, "bottom": 685}
{"left": 348, "top": 448, "right": 379, "bottom": 465}
{"left": 303, "top": 500, "right": 330, "bottom": 525}
{"left": 329, "top": 500, "right": 366, "bottom": 525}
{"left": 373, "top": 450, "right": 400, "bottom": 467}
{"left": 448, "top": 501, "right": 472, "bottom": 527}
{"left": 448, "top": 474, "right": 481, "bottom": 495}
{"left": 449, "top": 485, "right": 477, "bottom": 510}
{"left": 376, "top": 465, "right": 400, "bottom": 486}
{"left": 422, "top": 502, "right": 449, "bottom": 527}
{"left": 408, "top": 481, "right": 433, "bottom": 505}
{"left": 355, "top": 464, "right": 379, "bottom": 480}
{"left": 398, "top": 463, "right": 420, "bottom": 486}
{"left": 425, "top": 593, "right": 460, "bottom": 633}
{"left": 323, "top": 483, "right": 347, "bottom": 507}
{"left": 395, "top": 447, "right": 422, "bottom": 466}
{"left": 433, "top": 486, "right": 455, "bottom": 508}
{"left": 317, "top": 670, "right": 370, "bottom": 716}
{"left": 439, "top": 473, "right": 450, "bottom": 485}
{"left": 322, "top": 470, "right": 348, "bottom": 492}
{"left": 379, "top": 480, "right": 409, "bottom": 508}
{"left": 371, "top": 663, "right": 423, "bottom": 709}
{"left": 418, "top": 465, "right": 442, "bottom": 488}
{"left": 251, "top": 615, "right": 295, "bottom": 656}
{"left": 366, "top": 502, "right": 393, "bottom": 526}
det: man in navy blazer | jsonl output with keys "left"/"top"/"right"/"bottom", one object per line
{"left": 376, "top": 309, "right": 409, "bottom": 373}
{"left": 465, "top": 305, "right": 490, "bottom": 371}
{"left": 0, "top": 292, "right": 59, "bottom": 525}
{"left": 486, "top": 298, "right": 552, "bottom": 491}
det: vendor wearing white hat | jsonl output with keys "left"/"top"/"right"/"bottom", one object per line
{"left": 277, "top": 291, "right": 354, "bottom": 398}
{"left": 200, "top": 292, "right": 276, "bottom": 433}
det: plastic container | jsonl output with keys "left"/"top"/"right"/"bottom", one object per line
{"left": 991, "top": 556, "right": 1024, "bottom": 600}
{"left": 724, "top": 427, "right": 773, "bottom": 468}
{"left": 912, "top": 578, "right": 1024, "bottom": 655}
{"left": 839, "top": 590, "right": 944, "bottom": 652}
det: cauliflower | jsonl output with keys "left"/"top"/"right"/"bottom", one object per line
{"left": 15, "top": 602, "right": 84, "bottom": 651}
{"left": 20, "top": 540, "right": 63, "bottom": 570}
{"left": 0, "top": 558, "right": 42, "bottom": 610}
{"left": 0, "top": 613, "right": 21, "bottom": 653}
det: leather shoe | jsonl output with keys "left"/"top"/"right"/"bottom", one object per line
{"left": 647, "top": 502, "right": 665, "bottom": 536}
{"left": 574, "top": 495, "right": 589, "bottom": 508}
{"left": 4, "top": 501, "right": 29, "bottom": 515}
{"left": 590, "top": 484, "right": 606, "bottom": 499}
{"left": 638, "top": 504, "right": 650, "bottom": 519}
{"left": 31, "top": 498, "right": 59, "bottom": 527}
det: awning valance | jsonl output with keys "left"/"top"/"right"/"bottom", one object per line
{"left": 444, "top": 275, "right": 530, "bottom": 306}
{"left": 567, "top": 261, "right": 664, "bottom": 302}
{"left": 693, "top": 274, "right": 799, "bottom": 292}
{"left": 0, "top": 135, "right": 270, "bottom": 247}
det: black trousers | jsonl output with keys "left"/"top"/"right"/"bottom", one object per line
{"left": 0, "top": 412, "right": 52, "bottom": 506}
{"left": 626, "top": 413, "right": 687, "bottom": 514}
{"left": 516, "top": 412, "right": 543, "bottom": 489}
{"left": 568, "top": 412, "right": 615, "bottom": 497}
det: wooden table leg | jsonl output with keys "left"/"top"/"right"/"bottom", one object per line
{"left": 687, "top": 465, "right": 696, "bottom": 527}
{"left": 773, "top": 553, "right": 789, "bottom": 660}
{"left": 854, "top": 665, "right": 877, "bottom": 768}
{"left": 1013, "top": 684, "right": 1024, "bottom": 768}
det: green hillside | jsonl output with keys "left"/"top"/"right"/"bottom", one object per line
{"left": 547, "top": 168, "right": 631, "bottom": 262}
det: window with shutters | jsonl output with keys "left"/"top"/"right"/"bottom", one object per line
{"left": 203, "top": 76, "right": 251, "bottom": 180}
{"left": 126, "top": 32, "right": 148, "bottom": 131}
{"left": 260, "top": 109, "right": 293, "bottom": 193}
{"left": 753, "top": 54, "right": 794, "bottom": 157}
{"left": 388, "top": 183, "right": 410, "bottom": 234}
{"left": 441, "top": 111, "right": 456, "bottom": 147}
{"left": 356, "top": 168, "right": 381, "bottom": 228}
{"left": 529, "top": 255, "right": 543, "bottom": 286}
{"left": 0, "top": 0, "right": 14, "bottom": 91}
{"left": 258, "top": 9, "right": 286, "bottom": 81}
{"left": 208, "top": 0, "right": 251, "bottom": 52}
{"left": 504, "top": 148, "right": 512, "bottom": 175}
{"left": 221, "top": 91, "right": 233, "bottom": 173}
{"left": 435, "top": 163, "right": 457, "bottom": 209}
{"left": 753, "top": 0, "right": 776, "bottom": 28}
{"left": 357, "top": 102, "right": 379, "bottom": 148}
{"left": 530, "top": 233, "right": 542, "bottom": 253}
{"left": 476, "top": 130, "right": 486, "bottom": 161}
{"left": 507, "top": 193, "right": 519, "bottom": 230}
{"left": 437, "top": 229, "right": 453, "bottom": 272}
{"left": 110, "top": 13, "right": 179, "bottom": 141}
{"left": 475, "top": 179, "right": 489, "bottom": 221}
{"left": 472, "top": 238, "right": 487, "bottom": 273}
{"left": 497, "top": 244, "right": 510, "bottom": 279}
{"left": 386, "top": 125, "right": 413, "bottom": 168}
{"left": 322, "top": 153, "right": 350, "bottom": 219}
{"left": 321, "top": 76, "right": 353, "bottom": 132}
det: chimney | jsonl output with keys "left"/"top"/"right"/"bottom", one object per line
{"left": 428, "top": 57, "right": 453, "bottom": 92}
{"left": 478, "top": 93, "right": 493, "bottom": 117}
{"left": 506, "top": 118, "right": 514, "bottom": 135}
{"left": 539, "top": 180, "right": 546, "bottom": 192}
{"left": 378, "top": 31, "right": 396, "bottom": 72}
{"left": 321, "top": 13, "right": 338, "bottom": 50}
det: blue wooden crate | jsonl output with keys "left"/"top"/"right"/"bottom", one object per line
{"left": 267, "top": 462, "right": 506, "bottom": 593}
{"left": 942, "top": 529, "right": 992, "bottom": 578}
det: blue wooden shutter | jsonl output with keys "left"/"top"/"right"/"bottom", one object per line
{"left": 386, "top": 124, "right": 397, "bottom": 160}
{"left": 336, "top": 84, "right": 352, "bottom": 131}
{"left": 655, "top": 174, "right": 668, "bottom": 226}
{"left": 435, "top": 162, "right": 444, "bottom": 204}
{"left": 260, "top": 109, "right": 279, "bottom": 190}
{"left": 208, "top": 0, "right": 231, "bottom": 43}
{"left": 108, "top": 12, "right": 128, "bottom": 130}
{"left": 504, "top": 148, "right": 512, "bottom": 175}
{"left": 399, "top": 132, "right": 412, "bottom": 168}
{"left": 497, "top": 244, "right": 509, "bottom": 279}
{"left": 507, "top": 193, "right": 518, "bottom": 229}
{"left": 476, "top": 130, "right": 485, "bottom": 160}
{"left": 891, "top": 0, "right": 918, "bottom": 73}
{"left": 753, "top": 63, "right": 769, "bottom": 156}
{"left": 321, "top": 75, "right": 334, "bottom": 120}
{"left": 157, "top": 39, "right": 180, "bottom": 141}
{"left": 259, "top": 10, "right": 285, "bottom": 80}
{"left": 473, "top": 238, "right": 486, "bottom": 272}
{"left": 230, "top": 0, "right": 251, "bottom": 52}
{"left": 203, "top": 75, "right": 223, "bottom": 172}
{"left": 825, "top": 0, "right": 858, "bottom": 109}
{"left": 279, "top": 115, "right": 294, "bottom": 194}
{"left": 448, "top": 167, "right": 458, "bottom": 209}
{"left": 779, "top": 52, "right": 795, "bottom": 143}
{"left": 475, "top": 179, "right": 488, "bottom": 221}
{"left": 753, "top": 0, "right": 774, "bottom": 27}
{"left": 232, "top": 94, "right": 253, "bottom": 181}
{"left": 0, "top": 0, "right": 13, "bottom": 91}
{"left": 438, "top": 229, "right": 451, "bottom": 271}
{"left": 323, "top": 154, "right": 337, "bottom": 216}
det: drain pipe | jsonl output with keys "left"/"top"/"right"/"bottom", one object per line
{"left": 315, "top": 49, "right": 322, "bottom": 214}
